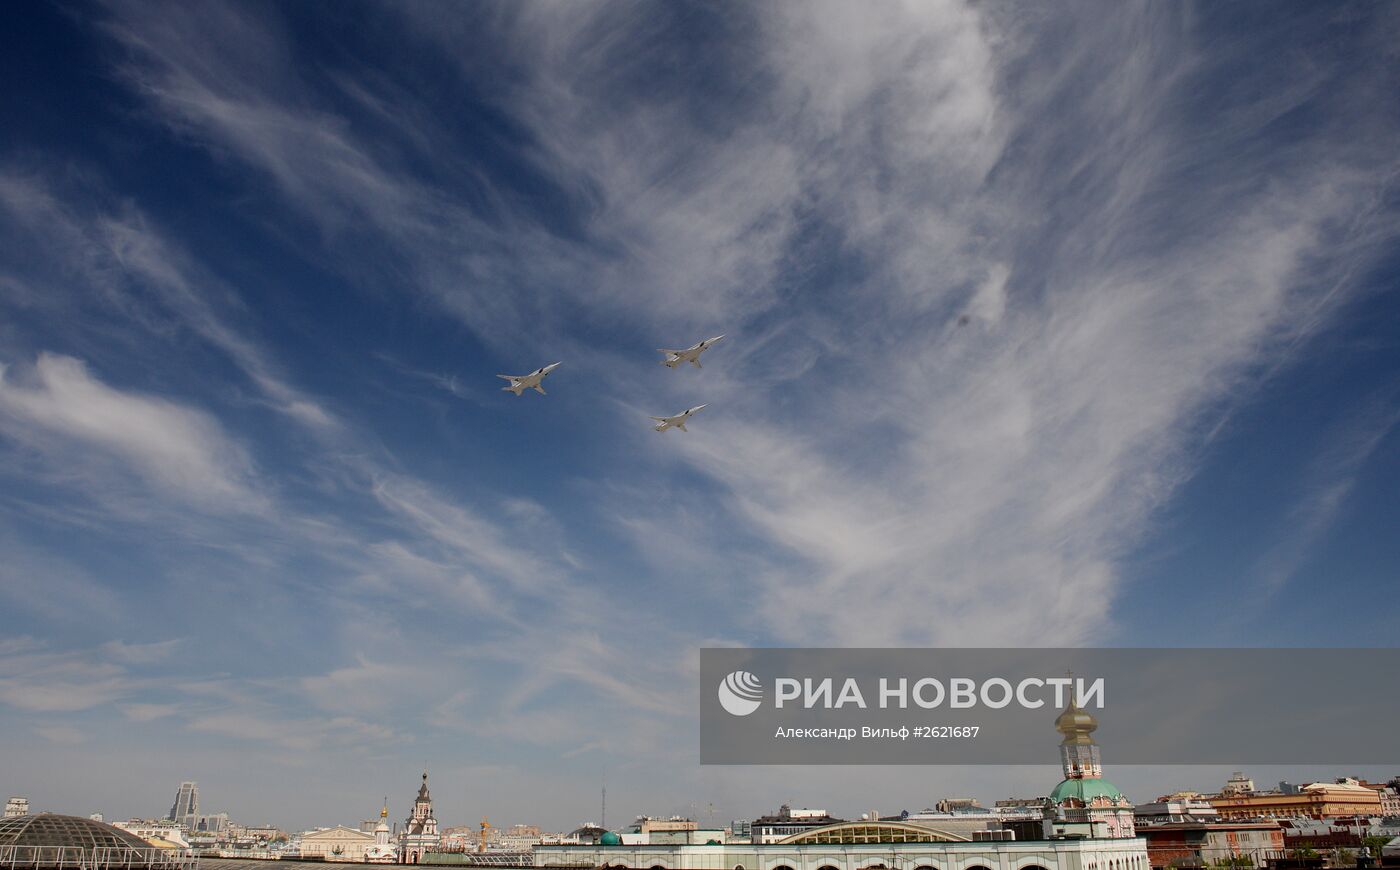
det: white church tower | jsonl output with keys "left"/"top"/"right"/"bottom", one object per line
{"left": 400, "top": 772, "right": 441, "bottom": 863}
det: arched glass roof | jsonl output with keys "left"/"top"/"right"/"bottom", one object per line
{"left": 777, "top": 822, "right": 970, "bottom": 845}
{"left": 0, "top": 814, "right": 195, "bottom": 870}
{"left": 0, "top": 815, "right": 151, "bottom": 851}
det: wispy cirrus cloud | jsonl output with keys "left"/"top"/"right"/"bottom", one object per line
{"left": 479, "top": 1, "right": 1400, "bottom": 648}
{"left": 1254, "top": 391, "right": 1400, "bottom": 591}
{"left": 89, "top": 0, "right": 1400, "bottom": 656}
{"left": 1, "top": 0, "right": 1397, "bottom": 831}
{"left": 101, "top": 639, "right": 183, "bottom": 665}
{"left": 0, "top": 645, "right": 134, "bottom": 713}
{"left": 0, "top": 170, "right": 338, "bottom": 432}
{"left": 0, "top": 353, "right": 267, "bottom": 513}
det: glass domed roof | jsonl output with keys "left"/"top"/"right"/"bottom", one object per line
{"left": 0, "top": 814, "right": 153, "bottom": 852}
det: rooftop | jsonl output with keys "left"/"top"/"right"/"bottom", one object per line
{"left": 0, "top": 814, "right": 195, "bottom": 870}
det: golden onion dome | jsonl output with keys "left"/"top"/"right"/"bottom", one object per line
{"left": 1055, "top": 700, "right": 1098, "bottom": 739}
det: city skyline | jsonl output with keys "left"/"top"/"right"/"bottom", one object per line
{"left": 2, "top": 0, "right": 1400, "bottom": 835}
{"left": 9, "top": 763, "right": 1400, "bottom": 835}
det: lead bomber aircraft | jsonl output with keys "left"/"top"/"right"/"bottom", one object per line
{"left": 650, "top": 404, "right": 707, "bottom": 432}
{"left": 657, "top": 335, "right": 725, "bottom": 369}
{"left": 497, "top": 362, "right": 561, "bottom": 396}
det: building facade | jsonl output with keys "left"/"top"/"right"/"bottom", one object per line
{"left": 113, "top": 820, "right": 190, "bottom": 849}
{"left": 4, "top": 798, "right": 29, "bottom": 819}
{"left": 537, "top": 700, "right": 1147, "bottom": 870}
{"left": 535, "top": 826, "right": 1149, "bottom": 870}
{"left": 751, "top": 807, "right": 846, "bottom": 844}
{"left": 1209, "top": 782, "right": 1382, "bottom": 820}
{"left": 1137, "top": 822, "right": 1282, "bottom": 870}
{"left": 300, "top": 825, "right": 377, "bottom": 862}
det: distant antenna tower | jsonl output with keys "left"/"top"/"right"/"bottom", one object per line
{"left": 601, "top": 785, "right": 607, "bottom": 829}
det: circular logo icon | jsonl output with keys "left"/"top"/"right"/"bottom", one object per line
{"left": 718, "top": 670, "right": 763, "bottom": 716}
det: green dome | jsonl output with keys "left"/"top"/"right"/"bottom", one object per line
{"left": 1050, "top": 777, "right": 1124, "bottom": 804}
{"left": 599, "top": 831, "right": 622, "bottom": 846}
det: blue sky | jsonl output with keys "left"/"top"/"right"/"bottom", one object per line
{"left": 2, "top": 0, "right": 1399, "bottom": 833}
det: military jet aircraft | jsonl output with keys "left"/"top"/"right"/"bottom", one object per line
{"left": 650, "top": 404, "right": 707, "bottom": 432}
{"left": 497, "top": 362, "right": 561, "bottom": 396}
{"left": 658, "top": 335, "right": 725, "bottom": 369}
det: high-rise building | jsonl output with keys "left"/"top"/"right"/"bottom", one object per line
{"left": 168, "top": 782, "right": 199, "bottom": 828}
{"left": 4, "top": 797, "right": 29, "bottom": 818}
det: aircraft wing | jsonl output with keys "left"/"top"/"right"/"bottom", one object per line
{"left": 649, "top": 416, "right": 670, "bottom": 423}
{"left": 496, "top": 374, "right": 518, "bottom": 382}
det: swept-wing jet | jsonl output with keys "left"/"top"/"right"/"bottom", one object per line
{"left": 650, "top": 404, "right": 707, "bottom": 432}
{"left": 658, "top": 335, "right": 725, "bottom": 369}
{"left": 497, "top": 362, "right": 561, "bottom": 396}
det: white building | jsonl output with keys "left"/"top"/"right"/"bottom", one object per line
{"left": 114, "top": 820, "right": 191, "bottom": 849}
{"left": 365, "top": 801, "right": 398, "bottom": 864}
{"left": 5, "top": 798, "right": 29, "bottom": 818}
{"left": 539, "top": 698, "right": 1146, "bottom": 870}
{"left": 536, "top": 824, "right": 1149, "bottom": 870}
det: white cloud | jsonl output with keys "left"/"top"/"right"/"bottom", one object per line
{"left": 94, "top": 0, "right": 1400, "bottom": 654}
{"left": 186, "top": 711, "right": 395, "bottom": 752}
{"left": 501, "top": 2, "right": 1400, "bottom": 649}
{"left": 101, "top": 639, "right": 182, "bottom": 665}
{"left": 0, "top": 0, "right": 1390, "bottom": 829}
{"left": 0, "top": 538, "right": 124, "bottom": 624}
{"left": 33, "top": 723, "right": 87, "bottom": 745}
{"left": 0, "top": 646, "right": 133, "bottom": 712}
{"left": 0, "top": 171, "right": 339, "bottom": 432}
{"left": 0, "top": 353, "right": 267, "bottom": 513}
